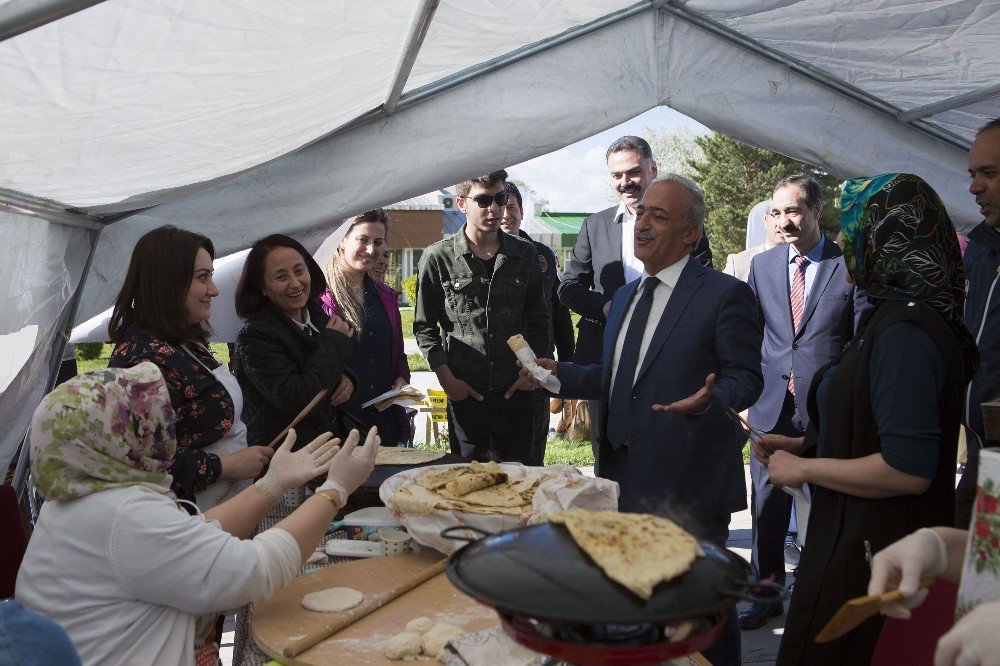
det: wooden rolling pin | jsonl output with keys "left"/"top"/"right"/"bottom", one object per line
{"left": 282, "top": 558, "right": 448, "bottom": 657}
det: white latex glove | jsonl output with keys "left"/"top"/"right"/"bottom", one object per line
{"left": 317, "top": 426, "right": 380, "bottom": 504}
{"left": 868, "top": 528, "right": 948, "bottom": 619}
{"left": 255, "top": 430, "right": 339, "bottom": 502}
{"left": 935, "top": 601, "right": 1000, "bottom": 666}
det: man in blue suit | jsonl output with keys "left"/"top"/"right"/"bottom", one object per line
{"left": 527, "top": 175, "right": 762, "bottom": 666}
{"left": 739, "top": 174, "right": 867, "bottom": 630}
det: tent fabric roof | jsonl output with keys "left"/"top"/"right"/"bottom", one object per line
{"left": 2, "top": 0, "right": 999, "bottom": 475}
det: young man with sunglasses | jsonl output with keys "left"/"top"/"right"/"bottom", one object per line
{"left": 414, "top": 170, "right": 550, "bottom": 463}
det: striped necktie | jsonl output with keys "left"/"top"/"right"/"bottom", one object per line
{"left": 788, "top": 255, "right": 809, "bottom": 396}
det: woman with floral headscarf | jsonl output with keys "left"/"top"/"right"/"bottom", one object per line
{"left": 752, "top": 174, "right": 979, "bottom": 664}
{"left": 15, "top": 363, "right": 379, "bottom": 666}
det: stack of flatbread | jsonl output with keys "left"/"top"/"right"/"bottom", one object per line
{"left": 548, "top": 509, "right": 705, "bottom": 600}
{"left": 390, "top": 462, "right": 539, "bottom": 516}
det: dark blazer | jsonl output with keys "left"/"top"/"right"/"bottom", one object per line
{"left": 235, "top": 303, "right": 355, "bottom": 450}
{"left": 559, "top": 205, "right": 713, "bottom": 364}
{"left": 746, "top": 240, "right": 868, "bottom": 433}
{"left": 557, "top": 257, "right": 763, "bottom": 518}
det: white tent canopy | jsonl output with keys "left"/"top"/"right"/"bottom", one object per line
{"left": 2, "top": 0, "right": 998, "bottom": 475}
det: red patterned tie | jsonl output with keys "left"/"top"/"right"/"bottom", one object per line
{"left": 788, "top": 255, "right": 809, "bottom": 396}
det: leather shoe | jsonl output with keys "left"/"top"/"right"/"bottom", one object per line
{"left": 738, "top": 601, "right": 783, "bottom": 630}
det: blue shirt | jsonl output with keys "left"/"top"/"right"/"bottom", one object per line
{"left": 787, "top": 235, "right": 827, "bottom": 300}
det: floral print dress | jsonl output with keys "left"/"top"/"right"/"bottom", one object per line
{"left": 110, "top": 327, "right": 234, "bottom": 501}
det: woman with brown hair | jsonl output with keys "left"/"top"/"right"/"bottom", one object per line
{"left": 234, "top": 234, "right": 357, "bottom": 456}
{"left": 320, "top": 210, "right": 410, "bottom": 445}
{"left": 109, "top": 225, "right": 271, "bottom": 507}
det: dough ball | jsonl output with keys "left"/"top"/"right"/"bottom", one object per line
{"left": 421, "top": 623, "right": 463, "bottom": 658}
{"left": 384, "top": 631, "right": 423, "bottom": 660}
{"left": 300, "top": 587, "right": 364, "bottom": 613}
{"left": 404, "top": 616, "right": 435, "bottom": 635}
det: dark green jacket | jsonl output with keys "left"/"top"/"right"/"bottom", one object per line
{"left": 414, "top": 226, "right": 550, "bottom": 394}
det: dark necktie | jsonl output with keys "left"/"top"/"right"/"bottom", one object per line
{"left": 788, "top": 255, "right": 809, "bottom": 396}
{"left": 606, "top": 276, "right": 660, "bottom": 449}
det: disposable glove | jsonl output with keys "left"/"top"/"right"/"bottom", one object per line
{"left": 254, "top": 430, "right": 338, "bottom": 504}
{"left": 316, "top": 426, "right": 380, "bottom": 504}
{"left": 868, "top": 528, "right": 949, "bottom": 619}
{"left": 935, "top": 601, "right": 1000, "bottom": 666}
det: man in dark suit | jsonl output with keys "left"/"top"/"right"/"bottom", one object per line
{"left": 528, "top": 176, "right": 762, "bottom": 666}
{"left": 558, "top": 136, "right": 711, "bottom": 458}
{"left": 739, "top": 174, "right": 867, "bottom": 630}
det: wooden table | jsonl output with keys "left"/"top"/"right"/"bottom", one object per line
{"left": 252, "top": 551, "right": 499, "bottom": 665}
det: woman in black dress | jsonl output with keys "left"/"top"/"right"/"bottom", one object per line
{"left": 758, "top": 174, "right": 979, "bottom": 664}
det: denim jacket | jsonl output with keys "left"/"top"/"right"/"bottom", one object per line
{"left": 414, "top": 226, "right": 550, "bottom": 393}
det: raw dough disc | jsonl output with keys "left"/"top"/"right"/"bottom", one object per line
{"left": 300, "top": 587, "right": 364, "bottom": 612}
{"left": 404, "top": 616, "right": 435, "bottom": 635}
{"left": 384, "top": 631, "right": 423, "bottom": 660}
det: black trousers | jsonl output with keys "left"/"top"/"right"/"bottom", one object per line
{"left": 529, "top": 389, "right": 550, "bottom": 466}
{"left": 749, "top": 390, "right": 805, "bottom": 586}
{"left": 447, "top": 390, "right": 534, "bottom": 463}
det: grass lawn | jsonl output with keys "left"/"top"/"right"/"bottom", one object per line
{"left": 75, "top": 343, "right": 231, "bottom": 374}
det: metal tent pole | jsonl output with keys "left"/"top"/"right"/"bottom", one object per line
{"left": 0, "top": 0, "right": 106, "bottom": 43}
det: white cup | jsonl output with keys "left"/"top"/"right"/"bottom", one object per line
{"left": 378, "top": 528, "right": 412, "bottom": 556}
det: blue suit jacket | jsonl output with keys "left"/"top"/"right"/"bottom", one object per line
{"left": 558, "top": 257, "right": 763, "bottom": 518}
{"left": 746, "top": 241, "right": 868, "bottom": 433}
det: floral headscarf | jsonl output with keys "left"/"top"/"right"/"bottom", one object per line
{"left": 30, "top": 362, "right": 177, "bottom": 500}
{"left": 841, "top": 173, "right": 978, "bottom": 375}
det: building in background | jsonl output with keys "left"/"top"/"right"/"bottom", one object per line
{"left": 388, "top": 190, "right": 589, "bottom": 303}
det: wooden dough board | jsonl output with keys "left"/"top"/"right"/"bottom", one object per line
{"left": 252, "top": 551, "right": 500, "bottom": 665}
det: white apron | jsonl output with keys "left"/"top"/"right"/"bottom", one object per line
{"left": 182, "top": 345, "right": 251, "bottom": 510}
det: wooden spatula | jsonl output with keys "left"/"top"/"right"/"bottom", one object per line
{"left": 267, "top": 388, "right": 330, "bottom": 449}
{"left": 815, "top": 578, "right": 934, "bottom": 643}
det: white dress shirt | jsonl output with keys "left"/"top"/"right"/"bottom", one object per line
{"left": 610, "top": 254, "right": 690, "bottom": 392}
{"left": 787, "top": 234, "right": 827, "bottom": 301}
{"left": 616, "top": 202, "right": 644, "bottom": 284}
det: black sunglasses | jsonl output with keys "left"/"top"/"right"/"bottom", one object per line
{"left": 463, "top": 191, "right": 509, "bottom": 208}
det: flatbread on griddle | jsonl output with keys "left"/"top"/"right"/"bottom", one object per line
{"left": 443, "top": 471, "right": 508, "bottom": 496}
{"left": 374, "top": 448, "right": 446, "bottom": 466}
{"left": 548, "top": 510, "right": 704, "bottom": 600}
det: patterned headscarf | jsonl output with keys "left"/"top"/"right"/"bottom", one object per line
{"left": 30, "top": 362, "right": 177, "bottom": 501}
{"left": 841, "top": 173, "right": 966, "bottom": 323}
{"left": 841, "top": 173, "right": 978, "bottom": 376}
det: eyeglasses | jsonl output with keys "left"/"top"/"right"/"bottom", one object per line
{"left": 462, "top": 191, "right": 509, "bottom": 208}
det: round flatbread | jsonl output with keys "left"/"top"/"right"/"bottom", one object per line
{"left": 301, "top": 587, "right": 364, "bottom": 613}
{"left": 375, "top": 448, "right": 446, "bottom": 466}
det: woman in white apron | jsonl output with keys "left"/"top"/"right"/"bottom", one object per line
{"left": 181, "top": 343, "right": 253, "bottom": 508}
{"left": 108, "top": 225, "right": 273, "bottom": 507}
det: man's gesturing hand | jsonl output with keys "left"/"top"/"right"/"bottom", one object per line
{"left": 652, "top": 373, "right": 715, "bottom": 415}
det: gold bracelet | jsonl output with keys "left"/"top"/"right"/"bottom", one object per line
{"left": 314, "top": 489, "right": 342, "bottom": 508}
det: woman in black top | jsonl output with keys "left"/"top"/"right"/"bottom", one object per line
{"left": 758, "top": 174, "right": 979, "bottom": 664}
{"left": 234, "top": 234, "right": 356, "bottom": 453}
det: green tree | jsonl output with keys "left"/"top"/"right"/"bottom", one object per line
{"left": 643, "top": 126, "right": 702, "bottom": 178}
{"left": 687, "top": 132, "right": 842, "bottom": 268}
